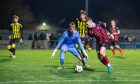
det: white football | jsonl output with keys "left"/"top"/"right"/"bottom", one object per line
{"left": 75, "top": 65, "right": 83, "bottom": 73}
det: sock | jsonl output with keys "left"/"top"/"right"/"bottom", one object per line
{"left": 9, "top": 49, "right": 13, "bottom": 53}
{"left": 12, "top": 48, "right": 16, "bottom": 55}
{"left": 107, "top": 63, "right": 111, "bottom": 67}
{"left": 60, "top": 59, "right": 64, "bottom": 65}
{"left": 98, "top": 54, "right": 109, "bottom": 66}
{"left": 102, "top": 55, "right": 109, "bottom": 66}
{"left": 111, "top": 48, "right": 116, "bottom": 56}
{"left": 118, "top": 48, "right": 124, "bottom": 56}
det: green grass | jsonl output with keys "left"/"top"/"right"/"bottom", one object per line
{"left": 0, "top": 49, "right": 140, "bottom": 84}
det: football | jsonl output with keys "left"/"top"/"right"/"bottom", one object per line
{"left": 75, "top": 65, "right": 83, "bottom": 73}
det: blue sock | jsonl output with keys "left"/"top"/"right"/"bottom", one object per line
{"left": 60, "top": 50, "right": 65, "bottom": 65}
{"left": 60, "top": 59, "right": 64, "bottom": 65}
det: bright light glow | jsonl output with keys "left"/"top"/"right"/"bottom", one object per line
{"left": 42, "top": 22, "right": 46, "bottom": 26}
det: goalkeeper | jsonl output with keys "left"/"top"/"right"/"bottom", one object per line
{"left": 51, "top": 22, "right": 88, "bottom": 69}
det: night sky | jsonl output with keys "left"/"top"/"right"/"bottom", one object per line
{"left": 25, "top": 0, "right": 140, "bottom": 25}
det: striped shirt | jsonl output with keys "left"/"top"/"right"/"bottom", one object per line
{"left": 9, "top": 23, "right": 23, "bottom": 39}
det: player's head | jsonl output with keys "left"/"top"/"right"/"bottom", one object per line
{"left": 86, "top": 17, "right": 96, "bottom": 28}
{"left": 111, "top": 19, "right": 116, "bottom": 28}
{"left": 13, "top": 15, "right": 19, "bottom": 23}
{"left": 69, "top": 22, "right": 76, "bottom": 32}
{"left": 80, "top": 10, "right": 86, "bottom": 21}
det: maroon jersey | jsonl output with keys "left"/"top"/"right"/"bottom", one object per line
{"left": 88, "top": 24, "right": 109, "bottom": 44}
{"left": 111, "top": 27, "right": 119, "bottom": 41}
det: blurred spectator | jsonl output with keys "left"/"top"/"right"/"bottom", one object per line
{"left": 32, "top": 32, "right": 40, "bottom": 49}
{"left": 34, "top": 32, "right": 39, "bottom": 40}
{"left": 0, "top": 35, "right": 2, "bottom": 40}
{"left": 119, "top": 36, "right": 124, "bottom": 42}
{"left": 28, "top": 34, "right": 33, "bottom": 40}
{"left": 50, "top": 33, "right": 56, "bottom": 49}
{"left": 39, "top": 31, "right": 46, "bottom": 40}
{"left": 46, "top": 33, "right": 51, "bottom": 41}
{"left": 124, "top": 35, "right": 129, "bottom": 42}
{"left": 132, "top": 36, "right": 136, "bottom": 42}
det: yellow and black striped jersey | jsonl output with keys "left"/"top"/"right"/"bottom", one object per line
{"left": 75, "top": 18, "right": 88, "bottom": 36}
{"left": 9, "top": 23, "right": 23, "bottom": 39}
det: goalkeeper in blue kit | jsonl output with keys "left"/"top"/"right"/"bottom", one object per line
{"left": 51, "top": 22, "right": 88, "bottom": 69}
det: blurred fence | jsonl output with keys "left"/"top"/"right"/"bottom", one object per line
{"left": 0, "top": 29, "right": 140, "bottom": 49}
{"left": 0, "top": 40, "right": 140, "bottom": 50}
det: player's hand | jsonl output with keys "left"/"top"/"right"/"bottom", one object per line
{"left": 81, "top": 34, "right": 85, "bottom": 38}
{"left": 82, "top": 50, "right": 88, "bottom": 59}
{"left": 51, "top": 49, "right": 57, "bottom": 59}
{"left": 19, "top": 38, "right": 23, "bottom": 43}
{"left": 113, "top": 33, "right": 116, "bottom": 35}
{"left": 110, "top": 34, "right": 114, "bottom": 39}
{"left": 9, "top": 35, "right": 11, "bottom": 39}
{"left": 107, "top": 32, "right": 110, "bottom": 35}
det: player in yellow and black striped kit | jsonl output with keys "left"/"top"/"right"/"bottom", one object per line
{"left": 75, "top": 10, "right": 89, "bottom": 63}
{"left": 7, "top": 15, "right": 23, "bottom": 58}
{"left": 75, "top": 10, "right": 88, "bottom": 43}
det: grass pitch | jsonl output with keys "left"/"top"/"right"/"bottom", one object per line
{"left": 0, "top": 49, "right": 140, "bottom": 84}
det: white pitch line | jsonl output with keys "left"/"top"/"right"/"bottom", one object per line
{"left": 0, "top": 80, "right": 140, "bottom": 83}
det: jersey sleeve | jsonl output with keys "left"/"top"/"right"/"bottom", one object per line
{"left": 55, "top": 31, "right": 67, "bottom": 49}
{"left": 99, "top": 22, "right": 112, "bottom": 34}
{"left": 9, "top": 24, "right": 12, "bottom": 35}
{"left": 75, "top": 18, "right": 79, "bottom": 30}
{"left": 20, "top": 24, "right": 23, "bottom": 38}
{"left": 77, "top": 32, "right": 84, "bottom": 50}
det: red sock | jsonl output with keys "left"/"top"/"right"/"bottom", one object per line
{"left": 99, "top": 54, "right": 109, "bottom": 66}
{"left": 102, "top": 55, "right": 109, "bottom": 66}
{"left": 111, "top": 48, "right": 116, "bottom": 56}
{"left": 118, "top": 48, "right": 124, "bottom": 56}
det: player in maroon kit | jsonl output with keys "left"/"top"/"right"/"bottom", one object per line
{"left": 86, "top": 17, "right": 114, "bottom": 73}
{"left": 109, "top": 20, "right": 124, "bottom": 56}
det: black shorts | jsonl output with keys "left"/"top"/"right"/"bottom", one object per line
{"left": 81, "top": 38, "right": 86, "bottom": 44}
{"left": 8, "top": 39, "right": 20, "bottom": 45}
{"left": 109, "top": 40, "right": 119, "bottom": 46}
{"left": 96, "top": 42, "right": 109, "bottom": 53}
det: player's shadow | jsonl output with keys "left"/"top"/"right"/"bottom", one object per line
{"left": 83, "top": 67, "right": 95, "bottom": 72}
{"left": 43, "top": 65, "right": 59, "bottom": 68}
{"left": 114, "top": 56, "right": 126, "bottom": 59}
{"left": 0, "top": 58, "right": 11, "bottom": 62}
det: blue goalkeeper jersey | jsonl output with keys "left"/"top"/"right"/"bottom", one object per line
{"left": 55, "top": 30, "right": 84, "bottom": 50}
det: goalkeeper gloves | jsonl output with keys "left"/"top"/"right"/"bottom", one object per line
{"left": 82, "top": 50, "right": 88, "bottom": 59}
{"left": 51, "top": 49, "right": 57, "bottom": 59}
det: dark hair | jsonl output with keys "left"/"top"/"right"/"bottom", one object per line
{"left": 80, "top": 10, "right": 86, "bottom": 15}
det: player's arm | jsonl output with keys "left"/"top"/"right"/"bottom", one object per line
{"left": 74, "top": 18, "right": 79, "bottom": 31}
{"left": 77, "top": 32, "right": 88, "bottom": 58}
{"left": 8, "top": 25, "right": 12, "bottom": 39}
{"left": 20, "top": 25, "right": 23, "bottom": 43}
{"left": 103, "top": 23, "right": 114, "bottom": 39}
{"left": 113, "top": 27, "right": 120, "bottom": 35}
{"left": 51, "top": 31, "right": 67, "bottom": 58}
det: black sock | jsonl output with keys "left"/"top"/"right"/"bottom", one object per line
{"left": 11, "top": 48, "right": 16, "bottom": 55}
{"left": 9, "top": 49, "right": 13, "bottom": 53}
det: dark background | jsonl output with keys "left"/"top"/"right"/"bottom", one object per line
{"left": 0, "top": 0, "right": 139, "bottom": 29}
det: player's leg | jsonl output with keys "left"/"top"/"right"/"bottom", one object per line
{"left": 115, "top": 44, "right": 124, "bottom": 56}
{"left": 100, "top": 46, "right": 112, "bottom": 73}
{"left": 109, "top": 41, "right": 116, "bottom": 56}
{"left": 11, "top": 43, "right": 16, "bottom": 58}
{"left": 58, "top": 44, "right": 68, "bottom": 69}
{"left": 7, "top": 39, "right": 13, "bottom": 53}
{"left": 97, "top": 43, "right": 113, "bottom": 73}
{"left": 69, "top": 48, "right": 86, "bottom": 66}
{"left": 10, "top": 39, "right": 20, "bottom": 58}
{"left": 7, "top": 39, "right": 15, "bottom": 58}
